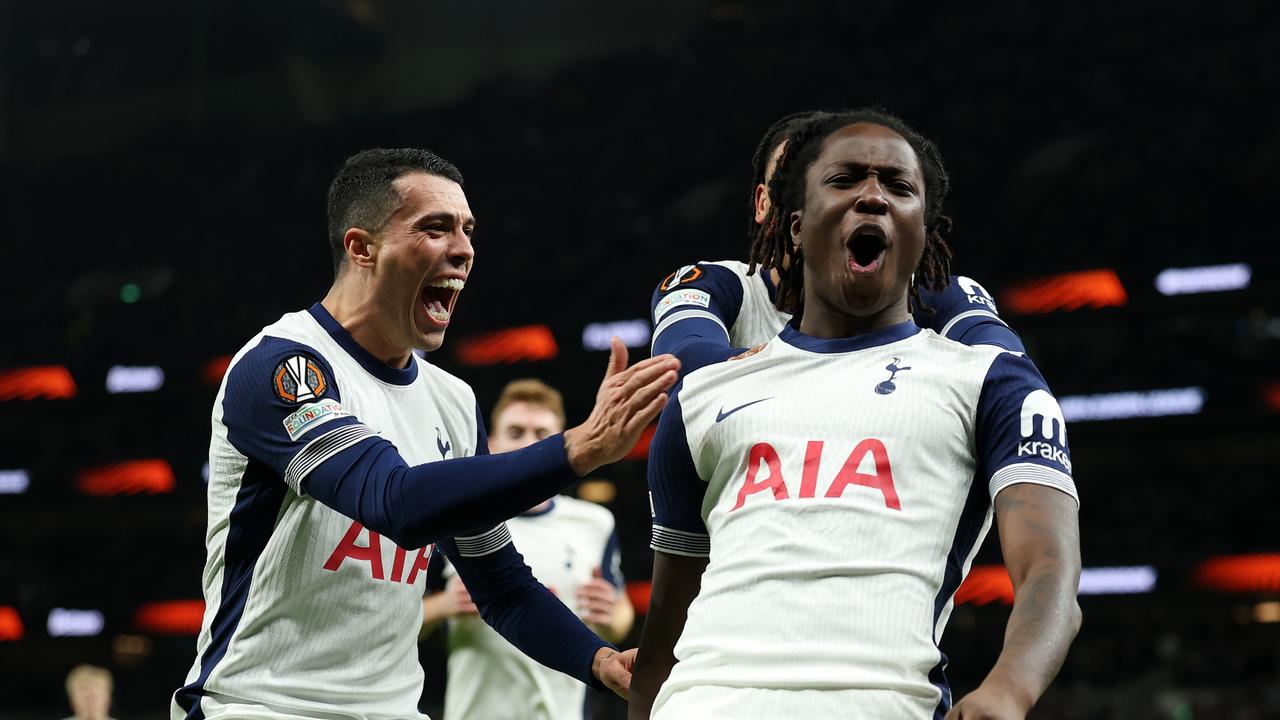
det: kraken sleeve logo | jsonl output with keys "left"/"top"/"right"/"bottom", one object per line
{"left": 1017, "top": 389, "right": 1071, "bottom": 471}
{"left": 273, "top": 355, "right": 328, "bottom": 403}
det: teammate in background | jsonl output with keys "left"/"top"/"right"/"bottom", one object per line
{"left": 63, "top": 665, "right": 116, "bottom": 720}
{"left": 650, "top": 110, "right": 1023, "bottom": 376}
{"left": 631, "top": 111, "right": 1081, "bottom": 718}
{"left": 422, "top": 379, "right": 634, "bottom": 720}
{"left": 173, "top": 148, "right": 676, "bottom": 719}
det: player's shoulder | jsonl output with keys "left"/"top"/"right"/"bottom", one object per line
{"left": 225, "top": 310, "right": 338, "bottom": 389}
{"left": 916, "top": 326, "right": 1006, "bottom": 360}
{"left": 916, "top": 274, "right": 1003, "bottom": 326}
{"left": 674, "top": 340, "right": 778, "bottom": 415}
{"left": 414, "top": 357, "right": 476, "bottom": 404}
{"left": 549, "top": 495, "right": 616, "bottom": 531}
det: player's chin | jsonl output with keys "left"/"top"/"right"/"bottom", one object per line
{"left": 411, "top": 316, "right": 447, "bottom": 352}
{"left": 839, "top": 279, "right": 903, "bottom": 317}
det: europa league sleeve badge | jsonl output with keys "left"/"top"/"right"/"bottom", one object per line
{"left": 273, "top": 355, "right": 329, "bottom": 404}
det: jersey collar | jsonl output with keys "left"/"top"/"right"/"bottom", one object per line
{"left": 759, "top": 266, "right": 778, "bottom": 304}
{"left": 778, "top": 317, "right": 921, "bottom": 354}
{"left": 307, "top": 303, "right": 419, "bottom": 386}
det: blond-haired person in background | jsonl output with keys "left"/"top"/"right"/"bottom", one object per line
{"left": 63, "top": 665, "right": 116, "bottom": 720}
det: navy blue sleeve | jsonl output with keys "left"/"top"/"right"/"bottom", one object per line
{"left": 301, "top": 432, "right": 580, "bottom": 549}
{"left": 915, "top": 275, "right": 1026, "bottom": 353}
{"left": 650, "top": 263, "right": 748, "bottom": 375}
{"left": 647, "top": 382, "right": 710, "bottom": 557}
{"left": 221, "top": 337, "right": 370, "bottom": 485}
{"left": 976, "top": 352, "right": 1078, "bottom": 505}
{"left": 224, "top": 339, "right": 584, "bottom": 549}
{"left": 436, "top": 533, "right": 612, "bottom": 689}
{"left": 599, "top": 529, "right": 624, "bottom": 589}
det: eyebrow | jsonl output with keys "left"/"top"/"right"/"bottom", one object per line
{"left": 414, "top": 211, "right": 478, "bottom": 228}
{"left": 828, "top": 160, "right": 917, "bottom": 177}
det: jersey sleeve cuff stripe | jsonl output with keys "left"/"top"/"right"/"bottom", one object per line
{"left": 284, "top": 424, "right": 377, "bottom": 494}
{"left": 650, "top": 309, "right": 729, "bottom": 350}
{"left": 990, "top": 463, "right": 1079, "bottom": 506}
{"left": 455, "top": 523, "right": 513, "bottom": 557}
{"left": 939, "top": 309, "right": 1007, "bottom": 338}
{"left": 650, "top": 525, "right": 710, "bottom": 557}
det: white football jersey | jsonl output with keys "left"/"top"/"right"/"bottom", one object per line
{"left": 647, "top": 320, "right": 1077, "bottom": 719}
{"left": 432, "top": 496, "right": 622, "bottom": 720}
{"left": 651, "top": 260, "right": 1025, "bottom": 355}
{"left": 173, "top": 304, "right": 481, "bottom": 720}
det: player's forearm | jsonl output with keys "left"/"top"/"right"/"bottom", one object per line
{"left": 629, "top": 551, "right": 706, "bottom": 718}
{"left": 303, "top": 434, "right": 576, "bottom": 548}
{"left": 628, "top": 645, "right": 675, "bottom": 719}
{"left": 984, "top": 486, "right": 1083, "bottom": 709}
{"left": 983, "top": 565, "right": 1082, "bottom": 709}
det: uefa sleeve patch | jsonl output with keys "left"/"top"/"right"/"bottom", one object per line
{"left": 658, "top": 264, "right": 704, "bottom": 292}
{"left": 654, "top": 288, "right": 712, "bottom": 322}
{"left": 273, "top": 355, "right": 329, "bottom": 403}
{"left": 283, "top": 399, "right": 349, "bottom": 441}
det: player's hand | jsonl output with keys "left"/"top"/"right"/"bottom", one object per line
{"left": 592, "top": 646, "right": 636, "bottom": 699}
{"left": 575, "top": 568, "right": 619, "bottom": 626}
{"left": 563, "top": 337, "right": 679, "bottom": 476}
{"left": 945, "top": 682, "right": 1030, "bottom": 719}
{"left": 443, "top": 575, "right": 479, "bottom": 617}
{"left": 730, "top": 343, "right": 766, "bottom": 361}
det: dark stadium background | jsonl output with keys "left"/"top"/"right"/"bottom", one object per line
{"left": 2, "top": 0, "right": 1277, "bottom": 717}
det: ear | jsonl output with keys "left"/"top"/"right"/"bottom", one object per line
{"left": 343, "top": 228, "right": 377, "bottom": 269}
{"left": 753, "top": 183, "right": 770, "bottom": 225}
{"left": 789, "top": 210, "right": 804, "bottom": 248}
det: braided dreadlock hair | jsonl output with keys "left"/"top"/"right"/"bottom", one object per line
{"left": 747, "top": 109, "right": 953, "bottom": 318}
{"left": 745, "top": 111, "right": 820, "bottom": 242}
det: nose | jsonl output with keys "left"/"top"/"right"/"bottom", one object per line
{"left": 854, "top": 176, "right": 889, "bottom": 215}
{"left": 449, "top": 228, "right": 475, "bottom": 268}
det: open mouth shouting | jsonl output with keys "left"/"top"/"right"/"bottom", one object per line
{"left": 846, "top": 224, "right": 889, "bottom": 275}
{"left": 419, "top": 276, "right": 465, "bottom": 328}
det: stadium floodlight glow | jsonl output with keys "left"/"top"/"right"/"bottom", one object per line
{"left": 1002, "top": 269, "right": 1127, "bottom": 314}
{"left": 133, "top": 600, "right": 204, "bottom": 635}
{"left": 0, "top": 469, "right": 30, "bottom": 494}
{"left": 1058, "top": 387, "right": 1205, "bottom": 422}
{"left": 0, "top": 606, "right": 24, "bottom": 641}
{"left": 0, "top": 365, "right": 78, "bottom": 401}
{"left": 1155, "top": 263, "right": 1251, "bottom": 296}
{"left": 203, "top": 355, "right": 232, "bottom": 385}
{"left": 455, "top": 326, "right": 558, "bottom": 366}
{"left": 1195, "top": 553, "right": 1280, "bottom": 593}
{"left": 76, "top": 459, "right": 176, "bottom": 496}
{"left": 1077, "top": 566, "right": 1157, "bottom": 595}
{"left": 106, "top": 365, "right": 165, "bottom": 394}
{"left": 47, "top": 608, "right": 105, "bottom": 637}
{"left": 583, "top": 320, "right": 651, "bottom": 351}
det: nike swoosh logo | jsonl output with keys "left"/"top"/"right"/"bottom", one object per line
{"left": 715, "top": 397, "right": 773, "bottom": 423}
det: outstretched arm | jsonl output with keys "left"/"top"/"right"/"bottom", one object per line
{"left": 947, "top": 484, "right": 1081, "bottom": 718}
{"left": 629, "top": 551, "right": 708, "bottom": 719}
{"left": 439, "top": 531, "right": 635, "bottom": 697}
{"left": 299, "top": 339, "right": 677, "bottom": 548}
